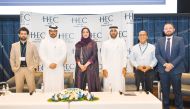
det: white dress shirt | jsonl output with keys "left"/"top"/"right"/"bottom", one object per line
{"left": 165, "top": 35, "right": 173, "bottom": 55}
{"left": 130, "top": 42, "right": 157, "bottom": 68}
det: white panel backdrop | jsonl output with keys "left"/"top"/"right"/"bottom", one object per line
{"left": 20, "top": 11, "right": 134, "bottom": 73}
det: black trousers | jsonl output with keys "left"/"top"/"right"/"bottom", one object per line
{"left": 135, "top": 69, "right": 155, "bottom": 93}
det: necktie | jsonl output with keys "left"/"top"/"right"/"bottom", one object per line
{"left": 165, "top": 38, "right": 171, "bottom": 62}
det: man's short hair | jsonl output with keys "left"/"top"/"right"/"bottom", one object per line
{"left": 18, "top": 27, "right": 29, "bottom": 35}
{"left": 164, "top": 22, "right": 175, "bottom": 29}
{"left": 139, "top": 30, "right": 148, "bottom": 36}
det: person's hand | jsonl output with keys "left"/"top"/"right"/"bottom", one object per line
{"left": 163, "top": 63, "right": 169, "bottom": 72}
{"left": 122, "top": 67, "right": 127, "bottom": 77}
{"left": 49, "top": 63, "right": 57, "bottom": 69}
{"left": 143, "top": 66, "right": 152, "bottom": 72}
{"left": 77, "top": 62, "right": 86, "bottom": 72}
{"left": 165, "top": 67, "right": 170, "bottom": 72}
{"left": 167, "top": 63, "right": 174, "bottom": 69}
{"left": 102, "top": 69, "right": 108, "bottom": 78}
{"left": 82, "top": 65, "right": 87, "bottom": 72}
{"left": 137, "top": 66, "right": 144, "bottom": 72}
{"left": 81, "top": 61, "right": 91, "bottom": 72}
{"left": 79, "top": 64, "right": 86, "bottom": 72}
{"left": 164, "top": 63, "right": 174, "bottom": 72}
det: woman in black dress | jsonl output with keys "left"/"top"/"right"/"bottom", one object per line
{"left": 75, "top": 27, "right": 101, "bottom": 92}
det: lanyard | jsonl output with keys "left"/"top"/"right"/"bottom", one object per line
{"left": 139, "top": 43, "right": 148, "bottom": 56}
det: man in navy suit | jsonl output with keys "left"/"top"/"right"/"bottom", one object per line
{"left": 155, "top": 22, "right": 185, "bottom": 109}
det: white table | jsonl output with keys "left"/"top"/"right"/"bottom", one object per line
{"left": 70, "top": 92, "right": 162, "bottom": 109}
{"left": 0, "top": 92, "right": 162, "bottom": 109}
{"left": 0, "top": 93, "right": 68, "bottom": 109}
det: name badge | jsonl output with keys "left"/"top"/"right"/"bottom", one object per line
{"left": 20, "top": 57, "right": 26, "bottom": 61}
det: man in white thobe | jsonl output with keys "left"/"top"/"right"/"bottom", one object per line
{"left": 39, "top": 25, "right": 67, "bottom": 92}
{"left": 101, "top": 26, "right": 127, "bottom": 92}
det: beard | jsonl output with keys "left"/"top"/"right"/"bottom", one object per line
{"left": 50, "top": 35, "right": 57, "bottom": 38}
{"left": 110, "top": 34, "right": 118, "bottom": 39}
{"left": 50, "top": 33, "right": 57, "bottom": 38}
{"left": 165, "top": 31, "right": 174, "bottom": 36}
{"left": 20, "top": 37, "right": 27, "bottom": 41}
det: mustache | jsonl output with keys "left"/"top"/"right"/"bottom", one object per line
{"left": 20, "top": 37, "right": 27, "bottom": 41}
{"left": 19, "top": 36, "right": 27, "bottom": 39}
{"left": 50, "top": 33, "right": 56, "bottom": 35}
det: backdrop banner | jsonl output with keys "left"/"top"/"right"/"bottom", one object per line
{"left": 20, "top": 11, "right": 134, "bottom": 73}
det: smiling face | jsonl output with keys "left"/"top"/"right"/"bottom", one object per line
{"left": 82, "top": 28, "right": 90, "bottom": 39}
{"left": 138, "top": 31, "right": 148, "bottom": 44}
{"left": 49, "top": 29, "right": 58, "bottom": 38}
{"left": 110, "top": 28, "right": 118, "bottom": 39}
{"left": 163, "top": 23, "right": 175, "bottom": 37}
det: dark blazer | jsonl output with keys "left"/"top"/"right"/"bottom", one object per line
{"left": 155, "top": 36, "right": 185, "bottom": 74}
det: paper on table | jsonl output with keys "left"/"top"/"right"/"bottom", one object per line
{"left": 122, "top": 92, "right": 136, "bottom": 96}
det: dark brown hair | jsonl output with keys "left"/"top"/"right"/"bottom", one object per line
{"left": 164, "top": 22, "right": 175, "bottom": 29}
{"left": 18, "top": 27, "right": 29, "bottom": 35}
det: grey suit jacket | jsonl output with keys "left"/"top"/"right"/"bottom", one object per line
{"left": 155, "top": 36, "right": 185, "bottom": 74}
{"left": 10, "top": 41, "right": 39, "bottom": 73}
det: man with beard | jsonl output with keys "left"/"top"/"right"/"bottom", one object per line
{"left": 101, "top": 26, "right": 127, "bottom": 92}
{"left": 10, "top": 27, "right": 39, "bottom": 93}
{"left": 39, "top": 25, "right": 67, "bottom": 92}
{"left": 155, "top": 22, "right": 185, "bottom": 109}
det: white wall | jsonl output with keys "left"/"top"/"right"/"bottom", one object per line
{"left": 0, "top": 0, "right": 177, "bottom": 15}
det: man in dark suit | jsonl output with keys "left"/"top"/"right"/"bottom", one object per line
{"left": 155, "top": 22, "right": 185, "bottom": 109}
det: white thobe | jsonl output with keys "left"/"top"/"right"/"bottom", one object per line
{"left": 101, "top": 37, "right": 127, "bottom": 92}
{"left": 39, "top": 37, "right": 67, "bottom": 93}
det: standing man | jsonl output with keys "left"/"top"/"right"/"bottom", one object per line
{"left": 101, "top": 26, "right": 127, "bottom": 92}
{"left": 39, "top": 25, "right": 67, "bottom": 92}
{"left": 130, "top": 30, "right": 157, "bottom": 93}
{"left": 10, "top": 27, "right": 39, "bottom": 93}
{"left": 156, "top": 22, "right": 185, "bottom": 109}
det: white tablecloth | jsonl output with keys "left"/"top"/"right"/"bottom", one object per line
{"left": 70, "top": 92, "right": 162, "bottom": 109}
{"left": 0, "top": 92, "right": 162, "bottom": 109}
{"left": 0, "top": 93, "right": 68, "bottom": 109}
